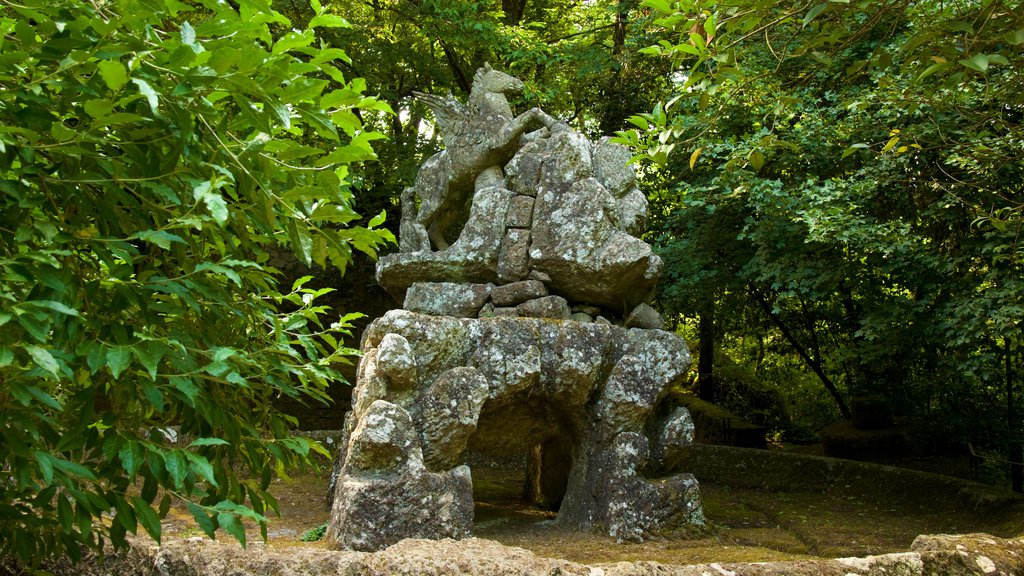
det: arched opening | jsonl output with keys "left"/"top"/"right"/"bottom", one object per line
{"left": 463, "top": 397, "right": 577, "bottom": 533}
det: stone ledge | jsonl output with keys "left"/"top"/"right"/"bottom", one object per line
{"left": 34, "top": 533, "right": 1024, "bottom": 576}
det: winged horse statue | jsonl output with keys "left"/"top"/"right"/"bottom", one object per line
{"left": 401, "top": 64, "right": 560, "bottom": 252}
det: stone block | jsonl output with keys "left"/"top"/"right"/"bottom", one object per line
{"left": 404, "top": 282, "right": 492, "bottom": 318}
{"left": 506, "top": 195, "right": 535, "bottom": 228}
{"left": 491, "top": 279, "right": 548, "bottom": 307}
{"left": 616, "top": 188, "right": 648, "bottom": 237}
{"left": 497, "top": 228, "right": 530, "bottom": 283}
{"left": 625, "top": 303, "right": 664, "bottom": 330}
{"left": 593, "top": 137, "right": 637, "bottom": 198}
{"left": 516, "top": 295, "right": 571, "bottom": 320}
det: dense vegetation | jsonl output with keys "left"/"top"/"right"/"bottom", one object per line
{"left": 1, "top": 0, "right": 1021, "bottom": 565}
{"left": 0, "top": 0, "right": 392, "bottom": 564}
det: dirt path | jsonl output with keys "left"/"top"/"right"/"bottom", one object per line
{"left": 158, "top": 462, "right": 1020, "bottom": 565}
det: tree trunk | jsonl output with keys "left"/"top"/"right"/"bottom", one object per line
{"left": 613, "top": 1, "right": 630, "bottom": 55}
{"left": 1008, "top": 338, "right": 1022, "bottom": 493}
{"left": 502, "top": 0, "right": 526, "bottom": 25}
{"left": 697, "top": 298, "right": 716, "bottom": 403}
{"left": 749, "top": 285, "right": 851, "bottom": 418}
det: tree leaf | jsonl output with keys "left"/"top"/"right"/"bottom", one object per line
{"left": 959, "top": 54, "right": 989, "bottom": 73}
{"left": 689, "top": 147, "right": 703, "bottom": 170}
{"left": 841, "top": 142, "right": 869, "bottom": 159}
{"left": 131, "top": 229, "right": 185, "bottom": 250}
{"left": 24, "top": 345, "right": 60, "bottom": 377}
{"left": 308, "top": 14, "right": 350, "bottom": 28}
{"left": 217, "top": 511, "right": 247, "bottom": 547}
{"left": 164, "top": 450, "right": 188, "bottom": 488}
{"left": 748, "top": 149, "right": 765, "bottom": 171}
{"left": 131, "top": 496, "right": 162, "bottom": 542}
{"left": 34, "top": 451, "right": 54, "bottom": 486}
{"left": 1005, "top": 30, "right": 1024, "bottom": 45}
{"left": 188, "top": 503, "right": 216, "bottom": 538}
{"left": 97, "top": 60, "right": 128, "bottom": 91}
{"left": 106, "top": 346, "right": 133, "bottom": 379}
{"left": 132, "top": 78, "right": 160, "bottom": 113}
{"left": 189, "top": 437, "right": 231, "bottom": 447}
{"left": 802, "top": 3, "right": 827, "bottom": 28}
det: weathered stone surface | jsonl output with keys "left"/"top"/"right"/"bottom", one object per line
{"left": 39, "top": 532, "right": 1024, "bottom": 576}
{"left": 593, "top": 137, "right": 637, "bottom": 198}
{"left": 328, "top": 464, "right": 474, "bottom": 551}
{"left": 376, "top": 333, "right": 416, "bottom": 389}
{"left": 597, "top": 356, "right": 661, "bottom": 431}
{"left": 328, "top": 311, "right": 700, "bottom": 550}
{"left": 516, "top": 295, "right": 571, "bottom": 320}
{"left": 346, "top": 400, "right": 420, "bottom": 475}
{"left": 376, "top": 185, "right": 513, "bottom": 299}
{"left": 651, "top": 405, "right": 696, "bottom": 469}
{"left": 530, "top": 177, "right": 661, "bottom": 310}
{"left": 335, "top": 66, "right": 701, "bottom": 553}
{"left": 496, "top": 228, "right": 530, "bottom": 283}
{"left": 506, "top": 195, "right": 535, "bottom": 228}
{"left": 491, "top": 279, "right": 548, "bottom": 307}
{"left": 617, "top": 188, "right": 648, "bottom": 237}
{"left": 403, "top": 64, "right": 558, "bottom": 251}
{"left": 420, "top": 367, "right": 489, "bottom": 470}
{"left": 528, "top": 269, "right": 552, "bottom": 283}
{"left": 404, "top": 282, "right": 492, "bottom": 317}
{"left": 625, "top": 302, "right": 664, "bottom": 330}
{"left": 912, "top": 533, "right": 1024, "bottom": 575}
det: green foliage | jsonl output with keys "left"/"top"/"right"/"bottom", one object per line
{"left": 0, "top": 0, "right": 393, "bottom": 564}
{"left": 298, "top": 521, "right": 328, "bottom": 542}
{"left": 626, "top": 0, "right": 1023, "bottom": 448}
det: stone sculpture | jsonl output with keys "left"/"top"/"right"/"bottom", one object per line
{"left": 403, "top": 63, "right": 560, "bottom": 252}
{"left": 326, "top": 65, "right": 703, "bottom": 552}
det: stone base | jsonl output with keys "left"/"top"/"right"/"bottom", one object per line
{"left": 326, "top": 310, "right": 704, "bottom": 551}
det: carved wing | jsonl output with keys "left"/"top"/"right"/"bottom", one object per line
{"left": 413, "top": 91, "right": 467, "bottom": 148}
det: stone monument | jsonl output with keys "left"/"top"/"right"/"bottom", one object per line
{"left": 325, "top": 65, "right": 703, "bottom": 552}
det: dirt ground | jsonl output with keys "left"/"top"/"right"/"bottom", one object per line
{"left": 160, "top": 456, "right": 1022, "bottom": 565}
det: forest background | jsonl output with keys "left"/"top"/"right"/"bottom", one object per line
{"left": 1, "top": 0, "right": 1021, "bottom": 566}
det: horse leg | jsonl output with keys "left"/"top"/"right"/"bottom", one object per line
{"left": 491, "top": 108, "right": 560, "bottom": 152}
{"left": 427, "top": 217, "right": 452, "bottom": 251}
{"left": 400, "top": 186, "right": 431, "bottom": 252}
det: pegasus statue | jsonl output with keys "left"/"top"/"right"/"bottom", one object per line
{"left": 402, "top": 64, "right": 560, "bottom": 252}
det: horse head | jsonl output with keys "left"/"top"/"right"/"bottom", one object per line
{"left": 473, "top": 63, "right": 525, "bottom": 95}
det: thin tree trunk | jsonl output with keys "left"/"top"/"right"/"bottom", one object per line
{"left": 697, "top": 298, "right": 716, "bottom": 403}
{"left": 502, "top": 0, "right": 526, "bottom": 25}
{"left": 1008, "top": 338, "right": 1022, "bottom": 492}
{"left": 749, "top": 285, "right": 850, "bottom": 418}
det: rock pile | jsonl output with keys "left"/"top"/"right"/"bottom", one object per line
{"left": 326, "top": 65, "right": 703, "bottom": 552}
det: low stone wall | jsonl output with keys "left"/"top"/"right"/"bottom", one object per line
{"left": 671, "top": 395, "right": 767, "bottom": 449}
{"left": 677, "top": 444, "right": 1024, "bottom": 523}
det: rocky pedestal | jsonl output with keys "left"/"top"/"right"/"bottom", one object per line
{"left": 326, "top": 65, "right": 702, "bottom": 552}
{"left": 326, "top": 311, "right": 703, "bottom": 551}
